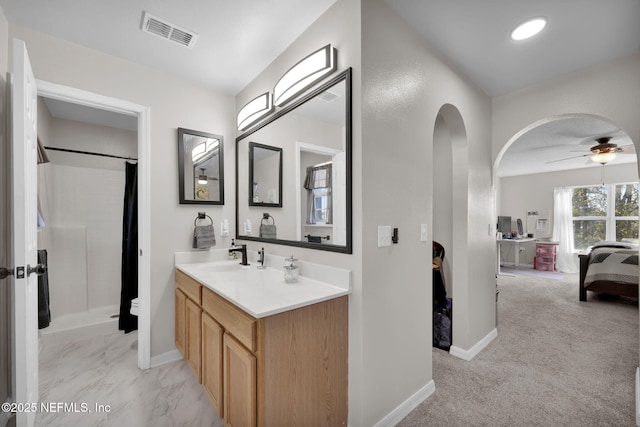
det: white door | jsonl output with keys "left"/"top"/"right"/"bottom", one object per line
{"left": 11, "top": 39, "right": 39, "bottom": 427}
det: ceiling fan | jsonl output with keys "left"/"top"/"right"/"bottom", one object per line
{"left": 547, "top": 136, "right": 636, "bottom": 165}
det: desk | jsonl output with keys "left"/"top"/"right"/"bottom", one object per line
{"left": 497, "top": 237, "right": 536, "bottom": 274}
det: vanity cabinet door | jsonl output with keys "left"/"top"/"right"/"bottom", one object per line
{"left": 175, "top": 288, "right": 187, "bottom": 359}
{"left": 202, "top": 312, "right": 224, "bottom": 418}
{"left": 186, "top": 298, "right": 203, "bottom": 382}
{"left": 223, "top": 333, "right": 256, "bottom": 427}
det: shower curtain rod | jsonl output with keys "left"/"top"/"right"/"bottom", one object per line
{"left": 44, "top": 146, "right": 137, "bottom": 161}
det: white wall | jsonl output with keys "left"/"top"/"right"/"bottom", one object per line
{"left": 238, "top": 1, "right": 493, "bottom": 424}
{"left": 8, "top": 24, "right": 237, "bottom": 357}
{"left": 499, "top": 163, "right": 639, "bottom": 266}
{"left": 359, "top": 1, "right": 494, "bottom": 424}
{"left": 493, "top": 53, "right": 640, "bottom": 170}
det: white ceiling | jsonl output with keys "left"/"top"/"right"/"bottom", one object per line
{"left": 385, "top": 0, "right": 640, "bottom": 97}
{"left": 497, "top": 117, "right": 636, "bottom": 177}
{"left": 4, "top": 0, "right": 639, "bottom": 176}
{"left": 0, "top": 0, "right": 336, "bottom": 96}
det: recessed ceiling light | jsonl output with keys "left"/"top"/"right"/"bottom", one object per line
{"left": 511, "top": 17, "right": 547, "bottom": 41}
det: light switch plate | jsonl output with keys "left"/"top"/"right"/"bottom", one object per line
{"left": 378, "top": 226, "right": 392, "bottom": 247}
{"left": 420, "top": 224, "right": 428, "bottom": 242}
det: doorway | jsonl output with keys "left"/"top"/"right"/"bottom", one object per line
{"left": 432, "top": 103, "right": 469, "bottom": 355}
{"left": 35, "top": 80, "right": 151, "bottom": 369}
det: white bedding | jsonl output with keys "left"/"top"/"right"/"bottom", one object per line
{"left": 584, "top": 247, "right": 639, "bottom": 287}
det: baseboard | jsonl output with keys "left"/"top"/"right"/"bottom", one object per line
{"left": 372, "top": 380, "right": 435, "bottom": 427}
{"left": 636, "top": 368, "right": 640, "bottom": 426}
{"left": 450, "top": 328, "right": 498, "bottom": 361}
{"left": 150, "top": 349, "right": 182, "bottom": 368}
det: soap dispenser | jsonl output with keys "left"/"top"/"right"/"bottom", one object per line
{"left": 283, "top": 255, "right": 299, "bottom": 283}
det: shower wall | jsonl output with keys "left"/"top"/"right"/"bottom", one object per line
{"left": 37, "top": 97, "right": 137, "bottom": 324}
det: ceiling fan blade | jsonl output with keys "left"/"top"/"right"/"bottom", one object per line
{"left": 618, "top": 146, "right": 636, "bottom": 154}
{"left": 546, "top": 153, "right": 590, "bottom": 164}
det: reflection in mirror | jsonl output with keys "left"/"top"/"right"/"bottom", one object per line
{"left": 236, "top": 68, "right": 351, "bottom": 253}
{"left": 249, "top": 142, "right": 282, "bottom": 207}
{"left": 178, "top": 128, "right": 224, "bottom": 204}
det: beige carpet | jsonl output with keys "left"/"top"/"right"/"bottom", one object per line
{"left": 399, "top": 272, "right": 638, "bottom": 426}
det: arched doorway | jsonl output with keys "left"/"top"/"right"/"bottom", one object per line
{"left": 433, "top": 104, "right": 469, "bottom": 352}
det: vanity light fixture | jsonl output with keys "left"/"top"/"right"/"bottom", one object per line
{"left": 591, "top": 151, "right": 617, "bottom": 165}
{"left": 237, "top": 92, "right": 274, "bottom": 131}
{"left": 197, "top": 168, "right": 208, "bottom": 185}
{"left": 510, "top": 17, "right": 547, "bottom": 41}
{"left": 273, "top": 44, "right": 337, "bottom": 107}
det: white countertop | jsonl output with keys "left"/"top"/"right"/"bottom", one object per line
{"left": 175, "top": 250, "right": 351, "bottom": 318}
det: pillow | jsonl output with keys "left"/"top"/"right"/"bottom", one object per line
{"left": 592, "top": 241, "right": 634, "bottom": 249}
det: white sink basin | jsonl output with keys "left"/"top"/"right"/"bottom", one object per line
{"left": 191, "top": 260, "right": 245, "bottom": 273}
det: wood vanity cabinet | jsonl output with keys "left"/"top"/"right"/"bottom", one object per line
{"left": 175, "top": 270, "right": 203, "bottom": 382}
{"left": 175, "top": 269, "right": 348, "bottom": 427}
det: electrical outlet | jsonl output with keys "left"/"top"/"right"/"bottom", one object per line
{"left": 378, "top": 226, "right": 392, "bottom": 247}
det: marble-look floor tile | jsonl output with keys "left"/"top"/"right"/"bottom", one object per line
{"left": 36, "top": 329, "right": 224, "bottom": 426}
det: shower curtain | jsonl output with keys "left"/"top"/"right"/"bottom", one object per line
{"left": 119, "top": 162, "right": 138, "bottom": 333}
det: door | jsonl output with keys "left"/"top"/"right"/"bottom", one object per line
{"left": 185, "top": 298, "right": 202, "bottom": 382}
{"left": 175, "top": 288, "right": 186, "bottom": 359}
{"left": 11, "top": 39, "right": 39, "bottom": 427}
{"left": 0, "top": 72, "right": 13, "bottom": 427}
{"left": 202, "top": 312, "right": 224, "bottom": 417}
{"left": 223, "top": 333, "right": 256, "bottom": 427}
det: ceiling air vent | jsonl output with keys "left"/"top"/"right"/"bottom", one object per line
{"left": 319, "top": 90, "right": 340, "bottom": 102}
{"left": 141, "top": 12, "right": 198, "bottom": 48}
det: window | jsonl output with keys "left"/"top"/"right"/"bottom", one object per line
{"left": 304, "top": 163, "right": 332, "bottom": 225}
{"left": 571, "top": 183, "right": 639, "bottom": 250}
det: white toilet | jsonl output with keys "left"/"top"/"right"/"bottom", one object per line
{"left": 130, "top": 298, "right": 139, "bottom": 316}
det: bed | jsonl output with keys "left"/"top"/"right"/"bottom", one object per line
{"left": 578, "top": 243, "right": 639, "bottom": 301}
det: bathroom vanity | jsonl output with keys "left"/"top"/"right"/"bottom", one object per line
{"left": 174, "top": 252, "right": 350, "bottom": 426}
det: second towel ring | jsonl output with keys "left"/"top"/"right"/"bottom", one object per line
{"left": 194, "top": 212, "right": 213, "bottom": 226}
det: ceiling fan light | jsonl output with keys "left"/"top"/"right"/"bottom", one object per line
{"left": 591, "top": 151, "right": 617, "bottom": 164}
{"left": 511, "top": 17, "right": 547, "bottom": 41}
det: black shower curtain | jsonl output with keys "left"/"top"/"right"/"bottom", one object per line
{"left": 119, "top": 161, "right": 138, "bottom": 333}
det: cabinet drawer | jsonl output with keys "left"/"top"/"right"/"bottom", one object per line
{"left": 175, "top": 269, "right": 202, "bottom": 304}
{"left": 536, "top": 261, "right": 555, "bottom": 272}
{"left": 536, "top": 254, "right": 556, "bottom": 264}
{"left": 536, "top": 246, "right": 555, "bottom": 255}
{"left": 202, "top": 287, "right": 257, "bottom": 352}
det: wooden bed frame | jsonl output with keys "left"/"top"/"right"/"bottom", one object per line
{"left": 579, "top": 251, "right": 639, "bottom": 301}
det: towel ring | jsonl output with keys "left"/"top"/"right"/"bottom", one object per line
{"left": 194, "top": 212, "right": 214, "bottom": 226}
{"left": 261, "top": 213, "right": 275, "bottom": 225}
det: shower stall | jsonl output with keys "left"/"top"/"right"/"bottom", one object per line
{"left": 36, "top": 97, "right": 137, "bottom": 343}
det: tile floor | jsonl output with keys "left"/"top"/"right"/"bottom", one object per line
{"left": 36, "top": 330, "right": 223, "bottom": 427}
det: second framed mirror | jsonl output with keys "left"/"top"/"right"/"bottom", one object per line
{"left": 249, "top": 142, "right": 282, "bottom": 207}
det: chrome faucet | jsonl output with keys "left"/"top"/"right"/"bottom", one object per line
{"left": 229, "top": 244, "right": 249, "bottom": 266}
{"left": 257, "top": 247, "right": 266, "bottom": 269}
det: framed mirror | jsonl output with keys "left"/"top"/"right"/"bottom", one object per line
{"left": 236, "top": 68, "right": 352, "bottom": 253}
{"left": 249, "top": 142, "right": 282, "bottom": 207}
{"left": 178, "top": 128, "right": 224, "bottom": 204}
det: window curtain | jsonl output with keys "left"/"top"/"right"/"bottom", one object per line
{"left": 119, "top": 162, "right": 138, "bottom": 333}
{"left": 304, "top": 164, "right": 332, "bottom": 224}
{"left": 552, "top": 187, "right": 578, "bottom": 273}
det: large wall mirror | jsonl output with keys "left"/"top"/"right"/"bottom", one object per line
{"left": 178, "top": 128, "right": 225, "bottom": 204}
{"left": 236, "top": 68, "right": 352, "bottom": 253}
